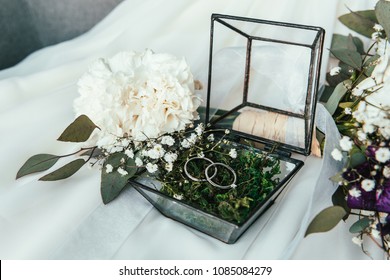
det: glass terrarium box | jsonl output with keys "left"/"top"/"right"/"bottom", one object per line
{"left": 131, "top": 14, "right": 325, "bottom": 244}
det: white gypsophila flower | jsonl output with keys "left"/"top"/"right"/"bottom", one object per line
{"left": 73, "top": 49, "right": 202, "bottom": 150}
{"left": 372, "top": 31, "right": 381, "bottom": 40}
{"left": 105, "top": 164, "right": 113, "bottom": 173}
{"left": 181, "top": 139, "right": 191, "bottom": 148}
{"left": 357, "top": 130, "right": 367, "bottom": 142}
{"left": 229, "top": 148, "right": 237, "bottom": 159}
{"left": 197, "top": 151, "right": 205, "bottom": 158}
{"left": 371, "top": 228, "right": 381, "bottom": 239}
{"left": 135, "top": 157, "right": 143, "bottom": 167}
{"left": 349, "top": 188, "right": 361, "bottom": 198}
{"left": 207, "top": 134, "right": 215, "bottom": 142}
{"left": 173, "top": 194, "right": 183, "bottom": 200}
{"left": 147, "top": 144, "right": 165, "bottom": 159}
{"left": 188, "top": 133, "right": 197, "bottom": 144}
{"left": 383, "top": 166, "right": 390, "bottom": 178}
{"left": 165, "top": 163, "right": 173, "bottom": 172}
{"left": 125, "top": 149, "right": 134, "bottom": 158}
{"left": 195, "top": 123, "right": 204, "bottom": 136}
{"left": 339, "top": 136, "right": 353, "bottom": 152}
{"left": 120, "top": 157, "right": 126, "bottom": 164}
{"left": 146, "top": 163, "right": 158, "bottom": 173}
{"left": 160, "top": 135, "right": 175, "bottom": 146}
{"left": 352, "top": 236, "right": 363, "bottom": 246}
{"left": 344, "top": 107, "right": 352, "bottom": 115}
{"left": 117, "top": 167, "right": 128, "bottom": 176}
{"left": 163, "top": 152, "right": 178, "bottom": 163}
{"left": 361, "top": 179, "right": 375, "bottom": 192}
{"left": 331, "top": 148, "right": 343, "bottom": 161}
{"left": 330, "top": 66, "right": 341, "bottom": 76}
{"left": 375, "top": 147, "right": 390, "bottom": 163}
{"left": 374, "top": 24, "right": 384, "bottom": 32}
{"left": 225, "top": 129, "right": 230, "bottom": 134}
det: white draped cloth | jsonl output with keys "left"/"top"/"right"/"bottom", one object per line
{"left": 0, "top": 0, "right": 384, "bottom": 259}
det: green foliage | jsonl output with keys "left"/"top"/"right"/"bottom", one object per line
{"left": 101, "top": 153, "right": 137, "bottom": 204}
{"left": 330, "top": 49, "right": 362, "bottom": 70}
{"left": 305, "top": 206, "right": 347, "bottom": 237}
{"left": 324, "top": 81, "right": 349, "bottom": 116}
{"left": 16, "top": 154, "right": 60, "bottom": 179}
{"left": 349, "top": 217, "right": 371, "bottom": 234}
{"left": 339, "top": 9, "right": 378, "bottom": 38}
{"left": 39, "top": 159, "right": 86, "bottom": 181}
{"left": 375, "top": 0, "right": 390, "bottom": 38}
{"left": 159, "top": 134, "right": 281, "bottom": 224}
{"left": 57, "top": 114, "right": 98, "bottom": 142}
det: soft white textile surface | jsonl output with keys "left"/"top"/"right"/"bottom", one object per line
{"left": 0, "top": 0, "right": 383, "bottom": 259}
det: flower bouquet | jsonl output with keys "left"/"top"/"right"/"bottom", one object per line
{"left": 306, "top": 0, "right": 390, "bottom": 258}
{"left": 16, "top": 13, "right": 325, "bottom": 243}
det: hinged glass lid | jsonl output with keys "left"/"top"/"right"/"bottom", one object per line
{"left": 205, "top": 14, "right": 325, "bottom": 156}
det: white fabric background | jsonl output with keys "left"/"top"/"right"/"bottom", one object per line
{"left": 0, "top": 0, "right": 384, "bottom": 259}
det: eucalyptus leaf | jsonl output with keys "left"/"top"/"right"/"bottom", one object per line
{"left": 324, "top": 81, "right": 349, "bottom": 115}
{"left": 57, "top": 115, "right": 98, "bottom": 142}
{"left": 339, "top": 10, "right": 378, "bottom": 38}
{"left": 100, "top": 154, "right": 137, "bottom": 204}
{"left": 350, "top": 151, "right": 366, "bottom": 168}
{"left": 349, "top": 217, "right": 371, "bottom": 233}
{"left": 375, "top": 0, "right": 390, "bottom": 38}
{"left": 331, "top": 185, "right": 350, "bottom": 220}
{"left": 330, "top": 49, "right": 362, "bottom": 70}
{"left": 347, "top": 34, "right": 357, "bottom": 52}
{"left": 305, "top": 206, "right": 347, "bottom": 237}
{"left": 39, "top": 159, "right": 86, "bottom": 181}
{"left": 16, "top": 154, "right": 60, "bottom": 179}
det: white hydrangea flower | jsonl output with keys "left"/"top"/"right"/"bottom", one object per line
{"left": 349, "top": 188, "right": 361, "bottom": 198}
{"left": 229, "top": 148, "right": 237, "bottom": 159}
{"left": 105, "top": 164, "right": 113, "bottom": 174}
{"left": 330, "top": 66, "right": 341, "bottom": 76}
{"left": 73, "top": 49, "right": 202, "bottom": 150}
{"left": 117, "top": 167, "right": 128, "bottom": 176}
{"left": 135, "top": 157, "right": 143, "bottom": 167}
{"left": 331, "top": 148, "right": 343, "bottom": 161}
{"left": 125, "top": 149, "right": 134, "bottom": 158}
{"left": 160, "top": 135, "right": 175, "bottom": 146}
{"left": 339, "top": 136, "right": 353, "bottom": 152}
{"left": 146, "top": 163, "right": 158, "bottom": 173}
{"left": 375, "top": 147, "right": 390, "bottom": 163}
{"left": 361, "top": 179, "right": 375, "bottom": 192}
{"left": 164, "top": 152, "right": 178, "bottom": 163}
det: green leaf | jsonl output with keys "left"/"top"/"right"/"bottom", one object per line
{"left": 57, "top": 115, "right": 98, "bottom": 142}
{"left": 352, "top": 37, "right": 365, "bottom": 55}
{"left": 331, "top": 34, "right": 364, "bottom": 54}
{"left": 16, "top": 154, "right": 60, "bottom": 179}
{"left": 330, "top": 49, "right": 362, "bottom": 70}
{"left": 100, "top": 154, "right": 137, "bottom": 204}
{"left": 349, "top": 217, "right": 371, "bottom": 233}
{"left": 339, "top": 9, "right": 378, "bottom": 38}
{"left": 39, "top": 159, "right": 85, "bottom": 181}
{"left": 338, "top": 102, "right": 354, "bottom": 109}
{"left": 350, "top": 150, "right": 366, "bottom": 168}
{"left": 375, "top": 0, "right": 390, "bottom": 39}
{"left": 80, "top": 148, "right": 103, "bottom": 158}
{"left": 331, "top": 185, "right": 350, "bottom": 220}
{"left": 324, "top": 81, "right": 349, "bottom": 115}
{"left": 305, "top": 206, "right": 347, "bottom": 237}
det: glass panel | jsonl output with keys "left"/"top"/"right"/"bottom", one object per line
{"left": 208, "top": 19, "right": 248, "bottom": 120}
